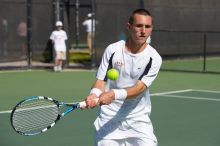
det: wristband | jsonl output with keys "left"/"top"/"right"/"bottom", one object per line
{"left": 112, "top": 89, "right": 127, "bottom": 100}
{"left": 90, "top": 88, "right": 102, "bottom": 97}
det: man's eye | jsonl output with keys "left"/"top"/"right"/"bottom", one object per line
{"left": 145, "top": 25, "right": 151, "bottom": 28}
{"left": 136, "top": 24, "right": 143, "bottom": 28}
{"left": 136, "top": 24, "right": 152, "bottom": 28}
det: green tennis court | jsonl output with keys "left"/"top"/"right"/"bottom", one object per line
{"left": 0, "top": 70, "right": 219, "bottom": 146}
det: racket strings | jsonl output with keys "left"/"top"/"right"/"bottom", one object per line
{"left": 13, "top": 108, "right": 57, "bottom": 131}
{"left": 12, "top": 99, "right": 59, "bottom": 134}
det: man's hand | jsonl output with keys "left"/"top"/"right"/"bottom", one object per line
{"left": 85, "top": 94, "right": 98, "bottom": 109}
{"left": 98, "top": 90, "right": 115, "bottom": 105}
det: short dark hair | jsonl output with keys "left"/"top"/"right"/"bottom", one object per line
{"left": 128, "top": 9, "right": 152, "bottom": 25}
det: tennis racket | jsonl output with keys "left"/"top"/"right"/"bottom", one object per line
{"left": 10, "top": 96, "right": 97, "bottom": 136}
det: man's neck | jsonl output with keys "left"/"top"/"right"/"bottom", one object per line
{"left": 125, "top": 40, "right": 147, "bottom": 54}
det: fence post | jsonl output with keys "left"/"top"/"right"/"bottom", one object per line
{"left": 91, "top": 0, "right": 96, "bottom": 69}
{"left": 203, "top": 33, "right": 207, "bottom": 72}
{"left": 27, "top": 0, "right": 32, "bottom": 69}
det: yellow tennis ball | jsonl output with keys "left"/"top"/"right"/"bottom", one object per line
{"left": 107, "top": 69, "right": 119, "bottom": 80}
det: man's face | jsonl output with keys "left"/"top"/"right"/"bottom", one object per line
{"left": 127, "top": 14, "right": 153, "bottom": 45}
{"left": 57, "top": 26, "right": 62, "bottom": 30}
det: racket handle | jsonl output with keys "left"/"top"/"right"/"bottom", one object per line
{"left": 79, "top": 98, "right": 99, "bottom": 108}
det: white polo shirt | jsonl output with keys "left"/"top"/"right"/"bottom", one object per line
{"left": 50, "top": 30, "right": 67, "bottom": 52}
{"left": 94, "top": 40, "right": 162, "bottom": 141}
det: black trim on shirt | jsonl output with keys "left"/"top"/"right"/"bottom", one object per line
{"left": 138, "top": 57, "right": 152, "bottom": 80}
{"left": 104, "top": 52, "right": 115, "bottom": 81}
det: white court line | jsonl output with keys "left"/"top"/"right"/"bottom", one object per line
{"left": 152, "top": 89, "right": 220, "bottom": 101}
{"left": 0, "top": 69, "right": 95, "bottom": 74}
{"left": 151, "top": 89, "right": 193, "bottom": 96}
{"left": 0, "top": 110, "right": 11, "bottom": 114}
{"left": 192, "top": 89, "right": 220, "bottom": 94}
{"left": 157, "top": 94, "right": 220, "bottom": 102}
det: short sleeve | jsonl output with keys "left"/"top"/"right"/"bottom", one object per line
{"left": 96, "top": 45, "right": 115, "bottom": 81}
{"left": 141, "top": 53, "right": 162, "bottom": 87}
{"left": 50, "top": 32, "right": 54, "bottom": 40}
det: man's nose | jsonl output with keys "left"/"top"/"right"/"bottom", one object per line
{"left": 140, "top": 26, "right": 146, "bottom": 33}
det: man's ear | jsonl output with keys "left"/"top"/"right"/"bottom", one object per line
{"left": 127, "top": 23, "right": 132, "bottom": 30}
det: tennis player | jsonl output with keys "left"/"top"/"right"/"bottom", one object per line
{"left": 85, "top": 9, "right": 162, "bottom": 146}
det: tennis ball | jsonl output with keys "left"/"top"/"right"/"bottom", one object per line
{"left": 107, "top": 69, "right": 119, "bottom": 80}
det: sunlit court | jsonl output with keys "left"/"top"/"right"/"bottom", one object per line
{"left": 0, "top": 0, "right": 220, "bottom": 146}
{"left": 0, "top": 70, "right": 219, "bottom": 146}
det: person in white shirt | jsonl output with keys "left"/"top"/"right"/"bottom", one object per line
{"left": 50, "top": 21, "right": 68, "bottom": 72}
{"left": 85, "top": 9, "right": 162, "bottom": 146}
{"left": 82, "top": 13, "right": 95, "bottom": 50}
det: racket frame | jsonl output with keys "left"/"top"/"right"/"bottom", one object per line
{"left": 10, "top": 96, "right": 80, "bottom": 136}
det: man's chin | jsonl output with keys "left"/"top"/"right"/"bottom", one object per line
{"left": 136, "top": 39, "right": 146, "bottom": 45}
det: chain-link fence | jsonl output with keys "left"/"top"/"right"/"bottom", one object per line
{"left": 153, "top": 30, "right": 220, "bottom": 73}
{"left": 0, "top": 0, "right": 219, "bottom": 73}
{"left": 0, "top": 0, "right": 54, "bottom": 69}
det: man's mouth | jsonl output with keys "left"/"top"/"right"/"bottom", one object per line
{"left": 138, "top": 36, "right": 146, "bottom": 40}
{"left": 139, "top": 35, "right": 146, "bottom": 38}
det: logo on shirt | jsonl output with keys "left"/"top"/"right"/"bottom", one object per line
{"left": 115, "top": 61, "right": 124, "bottom": 67}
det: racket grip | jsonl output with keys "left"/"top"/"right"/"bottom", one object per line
{"left": 79, "top": 98, "right": 99, "bottom": 108}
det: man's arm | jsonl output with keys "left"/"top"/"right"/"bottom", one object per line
{"left": 98, "top": 80, "right": 147, "bottom": 105}
{"left": 125, "top": 80, "right": 147, "bottom": 99}
{"left": 91, "top": 79, "right": 106, "bottom": 91}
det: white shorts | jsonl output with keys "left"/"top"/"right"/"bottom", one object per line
{"left": 55, "top": 51, "right": 66, "bottom": 60}
{"left": 96, "top": 137, "right": 158, "bottom": 146}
